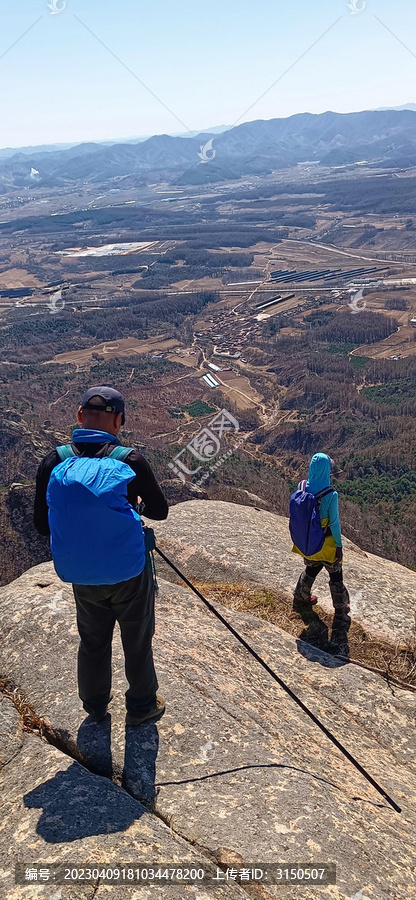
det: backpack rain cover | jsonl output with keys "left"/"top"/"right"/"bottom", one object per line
{"left": 47, "top": 455, "right": 146, "bottom": 584}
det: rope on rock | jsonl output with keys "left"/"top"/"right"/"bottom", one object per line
{"left": 154, "top": 541, "right": 402, "bottom": 814}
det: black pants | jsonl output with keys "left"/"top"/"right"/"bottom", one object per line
{"left": 304, "top": 561, "right": 344, "bottom": 584}
{"left": 72, "top": 565, "right": 158, "bottom": 716}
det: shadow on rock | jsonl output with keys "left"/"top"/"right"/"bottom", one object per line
{"left": 294, "top": 605, "right": 350, "bottom": 666}
{"left": 296, "top": 638, "right": 348, "bottom": 668}
{"left": 24, "top": 762, "right": 144, "bottom": 843}
{"left": 77, "top": 713, "right": 113, "bottom": 778}
{"left": 122, "top": 721, "right": 159, "bottom": 807}
{"left": 297, "top": 606, "right": 330, "bottom": 652}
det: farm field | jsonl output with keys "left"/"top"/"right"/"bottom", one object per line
{"left": 350, "top": 325, "right": 416, "bottom": 359}
{"left": 210, "top": 369, "right": 263, "bottom": 411}
{"left": 46, "top": 336, "right": 183, "bottom": 367}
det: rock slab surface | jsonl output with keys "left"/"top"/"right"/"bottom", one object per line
{"left": 0, "top": 551, "right": 415, "bottom": 899}
{"left": 0, "top": 692, "right": 245, "bottom": 900}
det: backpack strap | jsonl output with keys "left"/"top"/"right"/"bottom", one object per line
{"left": 300, "top": 480, "right": 307, "bottom": 492}
{"left": 56, "top": 444, "right": 77, "bottom": 461}
{"left": 143, "top": 526, "right": 159, "bottom": 592}
{"left": 108, "top": 445, "right": 133, "bottom": 462}
{"left": 315, "top": 486, "right": 335, "bottom": 502}
{"left": 56, "top": 444, "right": 133, "bottom": 462}
{"left": 56, "top": 444, "right": 134, "bottom": 462}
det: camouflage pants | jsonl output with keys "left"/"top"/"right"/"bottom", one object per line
{"left": 294, "top": 560, "right": 349, "bottom": 611}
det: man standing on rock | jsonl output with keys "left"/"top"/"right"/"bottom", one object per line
{"left": 34, "top": 385, "right": 168, "bottom": 726}
{"left": 290, "top": 452, "right": 350, "bottom": 617}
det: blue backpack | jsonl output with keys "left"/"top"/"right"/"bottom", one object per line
{"left": 289, "top": 479, "right": 334, "bottom": 557}
{"left": 46, "top": 444, "right": 146, "bottom": 585}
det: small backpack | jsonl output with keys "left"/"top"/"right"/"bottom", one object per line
{"left": 46, "top": 443, "right": 146, "bottom": 585}
{"left": 289, "top": 479, "right": 334, "bottom": 557}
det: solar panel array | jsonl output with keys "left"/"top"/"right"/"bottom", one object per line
{"left": 270, "top": 266, "right": 389, "bottom": 284}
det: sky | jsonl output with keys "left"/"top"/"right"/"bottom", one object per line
{"left": 0, "top": 0, "right": 415, "bottom": 149}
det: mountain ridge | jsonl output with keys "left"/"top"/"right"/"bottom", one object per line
{"left": 2, "top": 108, "right": 416, "bottom": 187}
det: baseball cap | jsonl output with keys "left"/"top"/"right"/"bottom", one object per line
{"left": 81, "top": 386, "right": 125, "bottom": 423}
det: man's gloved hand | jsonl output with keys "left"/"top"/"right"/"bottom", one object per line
{"left": 335, "top": 546, "right": 343, "bottom": 563}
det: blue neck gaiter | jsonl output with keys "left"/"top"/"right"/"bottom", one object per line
{"left": 72, "top": 428, "right": 120, "bottom": 445}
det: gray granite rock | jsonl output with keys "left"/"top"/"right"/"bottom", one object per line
{"left": 148, "top": 499, "right": 416, "bottom": 645}
{"left": 0, "top": 694, "right": 245, "bottom": 900}
{"left": 0, "top": 556, "right": 415, "bottom": 899}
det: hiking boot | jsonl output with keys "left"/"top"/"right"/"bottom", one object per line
{"left": 293, "top": 594, "right": 318, "bottom": 609}
{"left": 293, "top": 572, "right": 316, "bottom": 607}
{"left": 330, "top": 582, "right": 350, "bottom": 617}
{"left": 334, "top": 603, "right": 350, "bottom": 617}
{"left": 125, "top": 696, "right": 165, "bottom": 727}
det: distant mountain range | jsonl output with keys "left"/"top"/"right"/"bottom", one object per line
{"left": 1, "top": 109, "right": 416, "bottom": 189}
{"left": 0, "top": 125, "right": 228, "bottom": 160}
{"left": 376, "top": 103, "right": 416, "bottom": 112}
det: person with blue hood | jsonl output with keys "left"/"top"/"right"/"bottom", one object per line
{"left": 34, "top": 385, "right": 168, "bottom": 726}
{"left": 291, "top": 452, "right": 350, "bottom": 616}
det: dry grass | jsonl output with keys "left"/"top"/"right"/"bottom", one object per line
{"left": 0, "top": 675, "right": 46, "bottom": 734}
{"left": 183, "top": 581, "right": 416, "bottom": 690}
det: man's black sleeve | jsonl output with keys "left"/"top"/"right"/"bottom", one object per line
{"left": 125, "top": 450, "right": 169, "bottom": 520}
{"left": 33, "top": 450, "right": 60, "bottom": 536}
